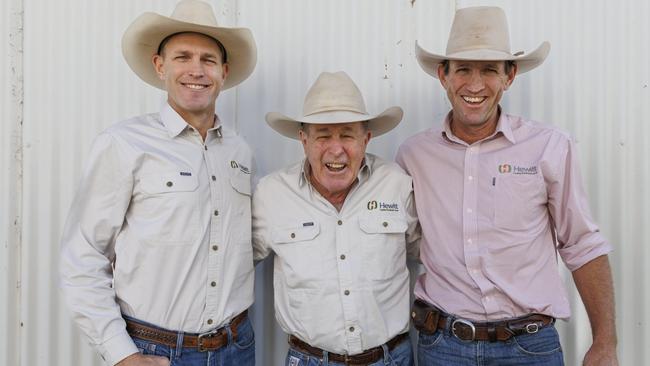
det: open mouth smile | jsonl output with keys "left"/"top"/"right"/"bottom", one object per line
{"left": 462, "top": 95, "right": 487, "bottom": 104}
{"left": 325, "top": 162, "right": 347, "bottom": 172}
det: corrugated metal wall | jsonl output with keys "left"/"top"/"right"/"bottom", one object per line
{"left": 1, "top": 0, "right": 648, "bottom": 365}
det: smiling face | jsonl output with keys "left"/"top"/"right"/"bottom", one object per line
{"left": 438, "top": 60, "right": 516, "bottom": 142}
{"left": 299, "top": 122, "right": 371, "bottom": 205}
{"left": 152, "top": 32, "right": 228, "bottom": 121}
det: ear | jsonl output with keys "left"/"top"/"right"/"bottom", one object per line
{"left": 298, "top": 128, "right": 308, "bottom": 150}
{"left": 364, "top": 130, "right": 372, "bottom": 146}
{"left": 152, "top": 54, "right": 165, "bottom": 80}
{"left": 437, "top": 63, "right": 448, "bottom": 88}
{"left": 504, "top": 63, "right": 517, "bottom": 90}
{"left": 221, "top": 62, "right": 229, "bottom": 80}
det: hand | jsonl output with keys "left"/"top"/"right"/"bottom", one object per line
{"left": 116, "top": 353, "right": 170, "bottom": 366}
{"left": 582, "top": 344, "right": 618, "bottom": 366}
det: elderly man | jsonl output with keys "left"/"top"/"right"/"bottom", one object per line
{"left": 397, "top": 6, "right": 617, "bottom": 366}
{"left": 60, "top": 1, "right": 257, "bottom": 365}
{"left": 253, "top": 71, "right": 420, "bottom": 365}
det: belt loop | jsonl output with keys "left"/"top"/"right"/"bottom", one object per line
{"left": 322, "top": 350, "right": 329, "bottom": 365}
{"left": 175, "top": 331, "right": 184, "bottom": 358}
{"left": 226, "top": 323, "right": 233, "bottom": 346}
{"left": 381, "top": 343, "right": 390, "bottom": 364}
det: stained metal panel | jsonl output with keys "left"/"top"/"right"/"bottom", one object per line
{"left": 1, "top": 0, "right": 648, "bottom": 365}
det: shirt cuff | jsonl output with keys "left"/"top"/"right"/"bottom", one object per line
{"left": 98, "top": 331, "right": 139, "bottom": 366}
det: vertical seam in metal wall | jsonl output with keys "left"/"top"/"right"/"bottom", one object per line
{"left": 9, "top": 0, "right": 24, "bottom": 365}
{"left": 234, "top": 0, "right": 240, "bottom": 134}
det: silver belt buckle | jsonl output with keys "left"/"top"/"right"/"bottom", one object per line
{"left": 525, "top": 323, "right": 540, "bottom": 334}
{"left": 451, "top": 318, "right": 476, "bottom": 341}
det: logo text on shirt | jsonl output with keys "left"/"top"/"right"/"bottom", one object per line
{"left": 230, "top": 160, "right": 251, "bottom": 174}
{"left": 498, "top": 164, "right": 537, "bottom": 175}
{"left": 367, "top": 200, "right": 399, "bottom": 212}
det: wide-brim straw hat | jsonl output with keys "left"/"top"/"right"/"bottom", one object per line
{"left": 416, "top": 6, "right": 550, "bottom": 78}
{"left": 266, "top": 71, "right": 403, "bottom": 140}
{"left": 122, "top": 0, "right": 256, "bottom": 90}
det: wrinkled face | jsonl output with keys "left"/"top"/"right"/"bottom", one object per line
{"left": 152, "top": 32, "right": 228, "bottom": 118}
{"left": 438, "top": 60, "right": 516, "bottom": 130}
{"left": 300, "top": 122, "right": 371, "bottom": 198}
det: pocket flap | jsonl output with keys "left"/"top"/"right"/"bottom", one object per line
{"left": 359, "top": 215, "right": 407, "bottom": 234}
{"left": 272, "top": 222, "right": 320, "bottom": 244}
{"left": 140, "top": 171, "right": 198, "bottom": 194}
{"left": 230, "top": 175, "right": 251, "bottom": 196}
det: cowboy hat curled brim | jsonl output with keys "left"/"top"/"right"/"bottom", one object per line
{"left": 266, "top": 107, "right": 403, "bottom": 140}
{"left": 122, "top": 13, "right": 257, "bottom": 90}
{"left": 415, "top": 40, "right": 550, "bottom": 79}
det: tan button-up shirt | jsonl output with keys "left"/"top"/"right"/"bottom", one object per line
{"left": 60, "top": 103, "right": 254, "bottom": 365}
{"left": 253, "top": 154, "right": 420, "bottom": 355}
{"left": 396, "top": 111, "right": 612, "bottom": 321}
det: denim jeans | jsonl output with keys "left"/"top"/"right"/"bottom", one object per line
{"left": 126, "top": 314, "right": 255, "bottom": 366}
{"left": 417, "top": 323, "right": 563, "bottom": 366}
{"left": 284, "top": 336, "right": 413, "bottom": 366}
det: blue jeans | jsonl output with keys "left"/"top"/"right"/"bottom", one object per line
{"left": 126, "top": 314, "right": 255, "bottom": 366}
{"left": 285, "top": 336, "right": 413, "bottom": 366}
{"left": 417, "top": 323, "right": 563, "bottom": 366}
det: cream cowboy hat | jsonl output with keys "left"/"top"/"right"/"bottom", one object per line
{"left": 122, "top": 0, "right": 256, "bottom": 90}
{"left": 415, "top": 6, "right": 550, "bottom": 78}
{"left": 266, "top": 71, "right": 403, "bottom": 140}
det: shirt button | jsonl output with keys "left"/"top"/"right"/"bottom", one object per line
{"left": 166, "top": 181, "right": 173, "bottom": 187}
{"left": 467, "top": 238, "right": 472, "bottom": 244}
{"left": 211, "top": 175, "right": 216, "bottom": 181}
{"left": 290, "top": 233, "right": 295, "bottom": 239}
{"left": 382, "top": 221, "right": 388, "bottom": 227}
{"left": 214, "top": 210, "right": 219, "bottom": 216}
{"left": 349, "top": 327, "right": 355, "bottom": 332}
{"left": 337, "top": 220, "right": 343, "bottom": 226}
{"left": 207, "top": 319, "right": 213, "bottom": 325}
{"left": 340, "top": 254, "right": 346, "bottom": 260}
{"left": 211, "top": 281, "right": 216, "bottom": 287}
{"left": 468, "top": 176, "right": 473, "bottom": 181}
{"left": 212, "top": 245, "right": 218, "bottom": 251}
{"left": 467, "top": 208, "right": 473, "bottom": 213}
{"left": 344, "top": 290, "right": 350, "bottom": 296}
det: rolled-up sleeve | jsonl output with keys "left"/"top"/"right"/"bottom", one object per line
{"left": 59, "top": 132, "right": 138, "bottom": 365}
{"left": 547, "top": 137, "right": 613, "bottom": 271}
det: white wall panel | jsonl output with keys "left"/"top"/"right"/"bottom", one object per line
{"left": 1, "top": 0, "right": 648, "bottom": 365}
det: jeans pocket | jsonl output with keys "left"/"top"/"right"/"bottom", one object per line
{"left": 418, "top": 330, "right": 444, "bottom": 349}
{"left": 511, "top": 326, "right": 562, "bottom": 356}
{"left": 233, "top": 318, "right": 255, "bottom": 350}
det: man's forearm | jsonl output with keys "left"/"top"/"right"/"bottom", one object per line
{"left": 572, "top": 255, "right": 617, "bottom": 346}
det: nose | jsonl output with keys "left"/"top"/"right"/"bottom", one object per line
{"left": 466, "top": 71, "right": 485, "bottom": 93}
{"left": 187, "top": 58, "right": 205, "bottom": 78}
{"left": 326, "top": 138, "right": 345, "bottom": 156}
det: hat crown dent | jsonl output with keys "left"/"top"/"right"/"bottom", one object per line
{"left": 446, "top": 6, "right": 512, "bottom": 56}
{"left": 171, "top": 0, "right": 219, "bottom": 27}
{"left": 302, "top": 72, "right": 368, "bottom": 117}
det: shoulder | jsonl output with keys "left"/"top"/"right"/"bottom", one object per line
{"left": 367, "top": 154, "right": 412, "bottom": 184}
{"left": 256, "top": 161, "right": 302, "bottom": 193}
{"left": 508, "top": 114, "right": 572, "bottom": 142}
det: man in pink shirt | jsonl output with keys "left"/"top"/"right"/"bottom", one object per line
{"left": 396, "top": 6, "right": 617, "bottom": 366}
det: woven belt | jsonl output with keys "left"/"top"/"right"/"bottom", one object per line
{"left": 411, "top": 300, "right": 554, "bottom": 342}
{"left": 125, "top": 310, "right": 247, "bottom": 352}
{"left": 288, "top": 332, "right": 408, "bottom": 365}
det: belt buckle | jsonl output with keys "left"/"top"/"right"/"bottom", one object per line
{"left": 197, "top": 329, "right": 219, "bottom": 352}
{"left": 451, "top": 318, "right": 476, "bottom": 341}
{"left": 525, "top": 323, "right": 540, "bottom": 334}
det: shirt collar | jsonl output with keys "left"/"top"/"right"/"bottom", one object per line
{"left": 441, "top": 107, "right": 516, "bottom": 145}
{"left": 159, "top": 102, "right": 222, "bottom": 138}
{"left": 298, "top": 154, "right": 373, "bottom": 188}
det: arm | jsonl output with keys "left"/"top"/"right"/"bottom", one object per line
{"left": 572, "top": 255, "right": 618, "bottom": 365}
{"left": 252, "top": 179, "right": 272, "bottom": 265}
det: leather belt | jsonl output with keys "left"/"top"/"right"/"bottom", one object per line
{"left": 288, "top": 332, "right": 408, "bottom": 365}
{"left": 411, "top": 300, "right": 554, "bottom": 342}
{"left": 125, "top": 310, "right": 247, "bottom": 352}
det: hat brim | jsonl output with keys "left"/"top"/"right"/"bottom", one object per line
{"left": 122, "top": 12, "right": 257, "bottom": 90}
{"left": 415, "top": 41, "right": 550, "bottom": 79}
{"left": 265, "top": 107, "right": 404, "bottom": 140}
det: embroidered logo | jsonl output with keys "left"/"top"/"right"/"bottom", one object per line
{"left": 498, "top": 164, "right": 538, "bottom": 175}
{"left": 179, "top": 171, "right": 192, "bottom": 176}
{"left": 230, "top": 160, "right": 251, "bottom": 174}
{"left": 367, "top": 200, "right": 399, "bottom": 212}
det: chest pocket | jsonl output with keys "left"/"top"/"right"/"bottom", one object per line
{"left": 137, "top": 171, "right": 199, "bottom": 245}
{"left": 493, "top": 173, "right": 547, "bottom": 231}
{"left": 271, "top": 223, "right": 328, "bottom": 286}
{"left": 359, "top": 214, "right": 408, "bottom": 281}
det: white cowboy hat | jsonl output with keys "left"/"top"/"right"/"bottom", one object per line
{"left": 415, "top": 6, "right": 550, "bottom": 78}
{"left": 122, "top": 0, "right": 256, "bottom": 90}
{"left": 266, "top": 71, "right": 403, "bottom": 140}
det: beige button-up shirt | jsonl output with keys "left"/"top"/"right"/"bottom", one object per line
{"left": 396, "top": 111, "right": 612, "bottom": 321}
{"left": 60, "top": 103, "right": 254, "bottom": 365}
{"left": 253, "top": 154, "right": 420, "bottom": 355}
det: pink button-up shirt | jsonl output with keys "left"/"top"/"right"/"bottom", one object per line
{"left": 396, "top": 111, "right": 612, "bottom": 321}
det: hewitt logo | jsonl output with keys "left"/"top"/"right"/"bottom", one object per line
{"left": 498, "top": 163, "right": 538, "bottom": 175}
{"left": 498, "top": 164, "right": 512, "bottom": 173}
{"left": 367, "top": 200, "right": 399, "bottom": 212}
{"left": 367, "top": 201, "right": 378, "bottom": 210}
